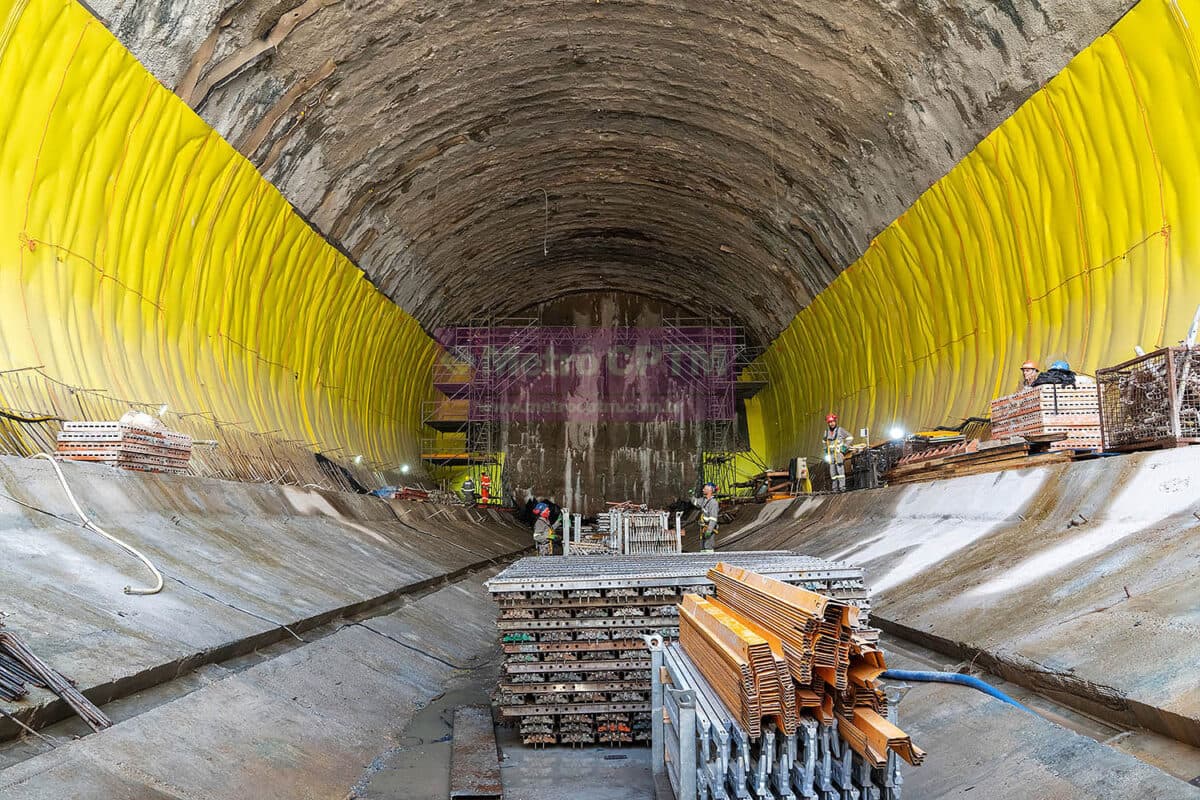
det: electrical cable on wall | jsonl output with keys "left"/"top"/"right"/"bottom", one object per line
{"left": 28, "top": 453, "right": 164, "bottom": 595}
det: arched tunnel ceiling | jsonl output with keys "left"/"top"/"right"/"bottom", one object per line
{"left": 97, "top": 0, "right": 1133, "bottom": 344}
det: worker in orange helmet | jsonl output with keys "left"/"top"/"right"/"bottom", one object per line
{"left": 822, "top": 413, "right": 853, "bottom": 493}
{"left": 1019, "top": 360, "right": 1039, "bottom": 390}
{"left": 479, "top": 471, "right": 492, "bottom": 504}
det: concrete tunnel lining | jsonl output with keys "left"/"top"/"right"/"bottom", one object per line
{"left": 94, "top": 0, "right": 1135, "bottom": 340}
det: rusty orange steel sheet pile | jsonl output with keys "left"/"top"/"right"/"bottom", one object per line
{"left": 679, "top": 563, "right": 924, "bottom": 770}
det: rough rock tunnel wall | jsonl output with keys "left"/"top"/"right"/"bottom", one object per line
{"left": 752, "top": 0, "right": 1200, "bottom": 465}
{"left": 0, "top": 0, "right": 437, "bottom": 471}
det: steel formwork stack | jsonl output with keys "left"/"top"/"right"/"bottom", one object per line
{"left": 486, "top": 553, "right": 869, "bottom": 747}
{"left": 653, "top": 641, "right": 907, "bottom": 800}
{"left": 579, "top": 509, "right": 683, "bottom": 556}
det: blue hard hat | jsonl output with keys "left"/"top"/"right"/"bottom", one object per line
{"left": 533, "top": 502, "right": 548, "bottom": 515}
{"left": 1050, "top": 360, "right": 1071, "bottom": 371}
{"left": 703, "top": 482, "right": 717, "bottom": 491}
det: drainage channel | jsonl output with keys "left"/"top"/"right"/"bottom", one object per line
{"left": 880, "top": 631, "right": 1200, "bottom": 787}
{"left": 0, "top": 558, "right": 518, "bottom": 772}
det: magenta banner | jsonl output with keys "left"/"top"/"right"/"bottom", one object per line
{"left": 435, "top": 326, "right": 738, "bottom": 423}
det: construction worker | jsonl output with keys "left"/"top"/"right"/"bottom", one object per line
{"left": 461, "top": 475, "right": 476, "bottom": 504}
{"left": 1019, "top": 360, "right": 1039, "bottom": 390}
{"left": 480, "top": 471, "right": 492, "bottom": 504}
{"left": 532, "top": 502, "right": 559, "bottom": 556}
{"left": 691, "top": 482, "right": 720, "bottom": 553}
{"left": 822, "top": 414, "right": 853, "bottom": 493}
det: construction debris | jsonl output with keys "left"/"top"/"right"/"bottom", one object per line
{"left": 55, "top": 417, "right": 192, "bottom": 475}
{"left": 486, "top": 553, "right": 869, "bottom": 747}
{"left": 658, "top": 564, "right": 920, "bottom": 799}
{"left": 990, "top": 384, "right": 1102, "bottom": 451}
{"left": 0, "top": 626, "right": 112, "bottom": 732}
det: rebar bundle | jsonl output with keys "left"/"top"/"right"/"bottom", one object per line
{"left": 0, "top": 627, "right": 112, "bottom": 732}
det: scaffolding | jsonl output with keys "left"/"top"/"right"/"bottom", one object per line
{"left": 421, "top": 316, "right": 542, "bottom": 497}
{"left": 661, "top": 316, "right": 768, "bottom": 491}
{"left": 422, "top": 315, "right": 768, "bottom": 497}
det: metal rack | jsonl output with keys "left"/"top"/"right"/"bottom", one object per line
{"left": 1097, "top": 346, "right": 1200, "bottom": 450}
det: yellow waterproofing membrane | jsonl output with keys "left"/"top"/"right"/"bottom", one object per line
{"left": 753, "top": 0, "right": 1200, "bottom": 464}
{"left": 0, "top": 0, "right": 436, "bottom": 470}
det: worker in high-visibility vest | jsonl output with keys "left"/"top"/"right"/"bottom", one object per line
{"left": 691, "top": 482, "right": 720, "bottom": 553}
{"left": 532, "top": 503, "right": 559, "bottom": 556}
{"left": 479, "top": 471, "right": 492, "bottom": 504}
{"left": 822, "top": 413, "right": 853, "bottom": 493}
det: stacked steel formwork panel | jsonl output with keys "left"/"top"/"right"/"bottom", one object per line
{"left": 653, "top": 565, "right": 921, "bottom": 800}
{"left": 487, "top": 553, "right": 868, "bottom": 747}
{"left": 656, "top": 642, "right": 908, "bottom": 800}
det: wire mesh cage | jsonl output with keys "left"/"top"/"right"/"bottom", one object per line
{"left": 1097, "top": 346, "right": 1200, "bottom": 450}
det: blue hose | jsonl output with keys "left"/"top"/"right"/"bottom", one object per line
{"left": 881, "top": 669, "right": 1037, "bottom": 715}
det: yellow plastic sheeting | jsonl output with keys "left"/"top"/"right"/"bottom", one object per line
{"left": 755, "top": 0, "right": 1200, "bottom": 465}
{"left": 0, "top": 0, "right": 436, "bottom": 468}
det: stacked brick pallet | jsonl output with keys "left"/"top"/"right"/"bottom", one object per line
{"left": 55, "top": 420, "right": 192, "bottom": 474}
{"left": 989, "top": 384, "right": 1101, "bottom": 451}
{"left": 486, "top": 553, "right": 868, "bottom": 747}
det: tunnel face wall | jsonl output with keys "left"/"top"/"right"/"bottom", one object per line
{"left": 501, "top": 292, "right": 702, "bottom": 511}
{"left": 754, "top": 0, "right": 1200, "bottom": 466}
{"left": 89, "top": 0, "right": 1132, "bottom": 345}
{"left": 0, "top": 0, "right": 436, "bottom": 469}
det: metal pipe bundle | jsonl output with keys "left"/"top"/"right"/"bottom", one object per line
{"left": 0, "top": 629, "right": 112, "bottom": 732}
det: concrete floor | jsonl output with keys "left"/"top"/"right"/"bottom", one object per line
{"left": 2, "top": 455, "right": 1199, "bottom": 798}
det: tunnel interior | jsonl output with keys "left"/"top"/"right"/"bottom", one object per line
{"left": 8, "top": 0, "right": 1197, "bottom": 506}
{"left": 4, "top": 0, "right": 1200, "bottom": 797}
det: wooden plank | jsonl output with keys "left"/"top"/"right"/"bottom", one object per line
{"left": 450, "top": 705, "right": 502, "bottom": 799}
{"left": 887, "top": 451, "right": 1073, "bottom": 485}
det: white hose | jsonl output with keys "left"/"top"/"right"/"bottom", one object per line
{"left": 30, "top": 453, "right": 164, "bottom": 595}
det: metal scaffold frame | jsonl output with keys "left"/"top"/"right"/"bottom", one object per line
{"left": 421, "top": 316, "right": 769, "bottom": 495}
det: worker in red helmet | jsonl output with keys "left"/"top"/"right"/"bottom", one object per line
{"left": 1019, "top": 360, "right": 1039, "bottom": 390}
{"left": 532, "top": 503, "right": 559, "bottom": 556}
{"left": 822, "top": 413, "right": 853, "bottom": 493}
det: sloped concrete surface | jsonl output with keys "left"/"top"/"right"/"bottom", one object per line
{"left": 885, "top": 650, "right": 1200, "bottom": 799}
{"left": 724, "top": 447, "right": 1200, "bottom": 747}
{"left": 0, "top": 573, "right": 503, "bottom": 799}
{"left": 0, "top": 455, "right": 528, "bottom": 738}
